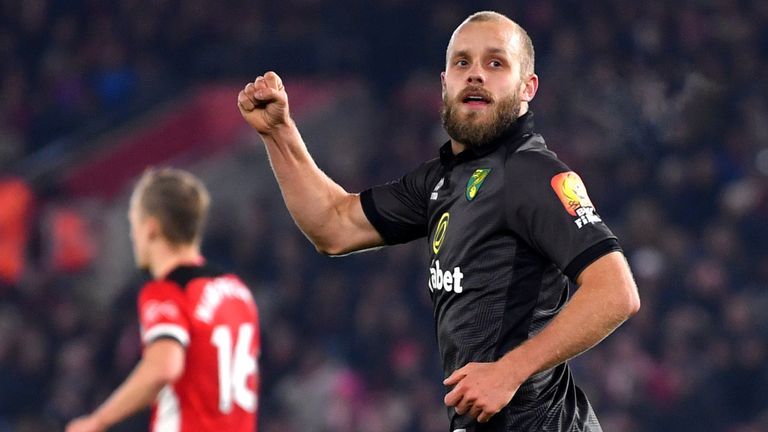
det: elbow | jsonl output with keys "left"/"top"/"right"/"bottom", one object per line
{"left": 302, "top": 227, "right": 343, "bottom": 255}
{"left": 626, "top": 296, "right": 641, "bottom": 318}
{"left": 623, "top": 284, "right": 641, "bottom": 318}
{"left": 313, "top": 239, "right": 338, "bottom": 256}
{"left": 314, "top": 242, "right": 350, "bottom": 257}
{"left": 312, "top": 236, "right": 353, "bottom": 256}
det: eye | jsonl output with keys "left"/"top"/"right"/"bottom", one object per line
{"left": 455, "top": 59, "right": 469, "bottom": 67}
{"left": 489, "top": 60, "right": 503, "bottom": 68}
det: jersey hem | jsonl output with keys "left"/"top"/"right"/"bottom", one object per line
{"left": 143, "top": 324, "right": 190, "bottom": 347}
{"left": 563, "top": 238, "right": 621, "bottom": 280}
{"left": 360, "top": 188, "right": 396, "bottom": 244}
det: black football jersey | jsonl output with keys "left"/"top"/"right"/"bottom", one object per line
{"left": 360, "top": 112, "right": 618, "bottom": 431}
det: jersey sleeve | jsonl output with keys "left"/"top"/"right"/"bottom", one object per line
{"left": 137, "top": 280, "right": 191, "bottom": 347}
{"left": 359, "top": 161, "right": 438, "bottom": 245}
{"left": 505, "top": 152, "right": 621, "bottom": 280}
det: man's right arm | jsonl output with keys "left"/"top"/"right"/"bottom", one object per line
{"left": 238, "top": 72, "right": 384, "bottom": 255}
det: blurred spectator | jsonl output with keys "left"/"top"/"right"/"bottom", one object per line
{"left": 0, "top": 178, "right": 34, "bottom": 287}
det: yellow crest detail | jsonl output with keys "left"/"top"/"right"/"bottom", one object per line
{"left": 466, "top": 168, "right": 491, "bottom": 201}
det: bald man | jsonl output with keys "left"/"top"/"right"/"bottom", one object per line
{"left": 238, "top": 10, "right": 639, "bottom": 432}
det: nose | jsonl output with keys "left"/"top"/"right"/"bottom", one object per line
{"left": 466, "top": 64, "right": 484, "bottom": 85}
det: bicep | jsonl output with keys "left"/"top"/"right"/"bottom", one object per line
{"left": 575, "top": 251, "right": 640, "bottom": 314}
{"left": 142, "top": 339, "right": 186, "bottom": 382}
{"left": 575, "top": 251, "right": 632, "bottom": 286}
{"left": 332, "top": 193, "right": 386, "bottom": 255}
{"left": 330, "top": 162, "right": 435, "bottom": 255}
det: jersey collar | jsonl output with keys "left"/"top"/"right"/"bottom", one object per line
{"left": 439, "top": 111, "right": 535, "bottom": 166}
{"left": 158, "top": 256, "right": 206, "bottom": 281}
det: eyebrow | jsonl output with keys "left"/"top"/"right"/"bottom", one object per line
{"left": 451, "top": 47, "right": 510, "bottom": 59}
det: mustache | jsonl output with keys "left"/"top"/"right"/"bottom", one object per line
{"left": 456, "top": 86, "right": 494, "bottom": 103}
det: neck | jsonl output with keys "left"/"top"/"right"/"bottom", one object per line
{"left": 148, "top": 242, "right": 203, "bottom": 279}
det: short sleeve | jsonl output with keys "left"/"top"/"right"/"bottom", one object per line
{"left": 506, "top": 152, "right": 621, "bottom": 280}
{"left": 360, "top": 161, "right": 439, "bottom": 245}
{"left": 137, "top": 280, "right": 191, "bottom": 347}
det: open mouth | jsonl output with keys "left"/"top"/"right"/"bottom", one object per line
{"left": 461, "top": 92, "right": 491, "bottom": 107}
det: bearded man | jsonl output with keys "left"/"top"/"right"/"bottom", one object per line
{"left": 238, "top": 10, "right": 639, "bottom": 432}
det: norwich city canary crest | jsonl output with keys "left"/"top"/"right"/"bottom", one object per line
{"left": 466, "top": 168, "right": 491, "bottom": 201}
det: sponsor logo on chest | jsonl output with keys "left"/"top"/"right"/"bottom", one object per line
{"left": 429, "top": 211, "right": 465, "bottom": 294}
{"left": 429, "top": 259, "right": 464, "bottom": 293}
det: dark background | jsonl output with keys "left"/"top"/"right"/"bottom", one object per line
{"left": 1, "top": 1, "right": 768, "bottom": 431}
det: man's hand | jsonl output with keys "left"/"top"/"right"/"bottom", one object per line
{"left": 443, "top": 361, "right": 522, "bottom": 423}
{"left": 238, "top": 71, "right": 290, "bottom": 135}
{"left": 65, "top": 415, "right": 106, "bottom": 432}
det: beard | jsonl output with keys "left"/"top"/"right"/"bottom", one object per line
{"left": 441, "top": 91, "right": 521, "bottom": 149}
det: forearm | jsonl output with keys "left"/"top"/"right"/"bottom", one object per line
{"left": 503, "top": 287, "right": 631, "bottom": 380}
{"left": 500, "top": 253, "right": 639, "bottom": 380}
{"left": 442, "top": 264, "right": 638, "bottom": 423}
{"left": 90, "top": 360, "right": 167, "bottom": 428}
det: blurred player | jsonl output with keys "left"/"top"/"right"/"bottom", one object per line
{"left": 66, "top": 168, "right": 259, "bottom": 432}
{"left": 238, "top": 10, "right": 639, "bottom": 432}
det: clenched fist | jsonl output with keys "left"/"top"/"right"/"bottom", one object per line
{"left": 238, "top": 71, "right": 290, "bottom": 134}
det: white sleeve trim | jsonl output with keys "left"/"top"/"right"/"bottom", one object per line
{"left": 142, "top": 324, "right": 190, "bottom": 347}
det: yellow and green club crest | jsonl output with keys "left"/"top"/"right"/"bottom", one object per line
{"left": 466, "top": 168, "right": 491, "bottom": 201}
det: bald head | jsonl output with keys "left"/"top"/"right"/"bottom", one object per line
{"left": 446, "top": 11, "right": 535, "bottom": 78}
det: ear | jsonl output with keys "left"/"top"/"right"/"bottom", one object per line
{"left": 521, "top": 73, "right": 539, "bottom": 102}
{"left": 145, "top": 216, "right": 163, "bottom": 241}
{"left": 440, "top": 71, "right": 447, "bottom": 98}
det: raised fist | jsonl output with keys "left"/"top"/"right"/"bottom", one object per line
{"left": 237, "top": 71, "right": 290, "bottom": 134}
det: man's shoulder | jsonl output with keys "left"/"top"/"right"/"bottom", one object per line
{"left": 139, "top": 278, "right": 182, "bottom": 298}
{"left": 387, "top": 156, "right": 443, "bottom": 195}
{"left": 503, "top": 134, "right": 570, "bottom": 180}
{"left": 408, "top": 156, "right": 443, "bottom": 179}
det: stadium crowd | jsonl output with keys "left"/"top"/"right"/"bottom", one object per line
{"left": 2, "top": 0, "right": 768, "bottom": 431}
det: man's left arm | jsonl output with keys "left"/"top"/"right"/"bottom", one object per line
{"left": 444, "top": 251, "right": 639, "bottom": 422}
{"left": 65, "top": 339, "right": 185, "bottom": 432}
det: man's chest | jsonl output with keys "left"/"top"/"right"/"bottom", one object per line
{"left": 426, "top": 161, "right": 506, "bottom": 255}
{"left": 424, "top": 161, "right": 520, "bottom": 298}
